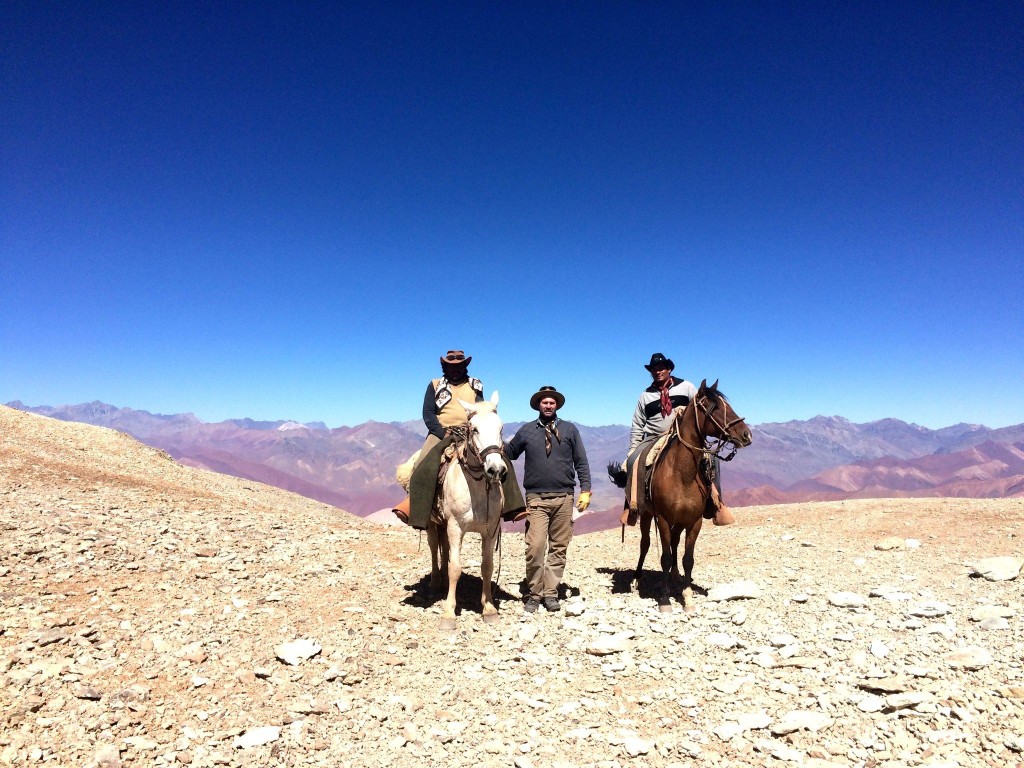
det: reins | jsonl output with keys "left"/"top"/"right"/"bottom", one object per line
{"left": 660, "top": 393, "right": 746, "bottom": 502}
{"left": 673, "top": 393, "right": 746, "bottom": 463}
{"left": 458, "top": 422, "right": 506, "bottom": 579}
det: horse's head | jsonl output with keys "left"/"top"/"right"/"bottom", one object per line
{"left": 693, "top": 379, "right": 752, "bottom": 453}
{"left": 458, "top": 391, "right": 507, "bottom": 482}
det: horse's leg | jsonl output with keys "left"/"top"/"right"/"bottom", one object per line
{"left": 656, "top": 518, "right": 674, "bottom": 612}
{"left": 439, "top": 519, "right": 463, "bottom": 630}
{"left": 427, "top": 520, "right": 444, "bottom": 594}
{"left": 680, "top": 519, "right": 703, "bottom": 613}
{"left": 479, "top": 531, "right": 498, "bottom": 623}
{"left": 669, "top": 525, "right": 683, "bottom": 583}
{"left": 634, "top": 509, "right": 653, "bottom": 589}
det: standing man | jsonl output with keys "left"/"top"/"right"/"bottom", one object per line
{"left": 622, "top": 352, "right": 734, "bottom": 527}
{"left": 504, "top": 386, "right": 591, "bottom": 613}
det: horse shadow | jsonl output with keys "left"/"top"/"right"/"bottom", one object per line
{"left": 596, "top": 566, "right": 708, "bottom": 604}
{"left": 401, "top": 573, "right": 521, "bottom": 615}
{"left": 401, "top": 575, "right": 583, "bottom": 614}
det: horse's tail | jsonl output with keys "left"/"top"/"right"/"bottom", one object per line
{"left": 607, "top": 460, "right": 627, "bottom": 489}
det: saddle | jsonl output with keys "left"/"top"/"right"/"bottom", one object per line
{"left": 626, "top": 434, "right": 671, "bottom": 513}
{"left": 624, "top": 433, "right": 716, "bottom": 516}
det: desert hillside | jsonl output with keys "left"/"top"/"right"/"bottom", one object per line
{"left": 2, "top": 404, "right": 1023, "bottom": 768}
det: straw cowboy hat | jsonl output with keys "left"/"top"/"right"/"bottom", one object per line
{"left": 644, "top": 352, "right": 675, "bottom": 372}
{"left": 440, "top": 349, "right": 472, "bottom": 366}
{"left": 529, "top": 385, "right": 565, "bottom": 411}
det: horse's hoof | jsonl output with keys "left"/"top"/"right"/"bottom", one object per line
{"left": 658, "top": 602, "right": 674, "bottom": 613}
{"left": 438, "top": 616, "right": 456, "bottom": 631}
{"left": 482, "top": 612, "right": 500, "bottom": 625}
{"left": 684, "top": 603, "right": 697, "bottom": 615}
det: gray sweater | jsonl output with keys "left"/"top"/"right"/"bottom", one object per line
{"left": 629, "top": 377, "right": 698, "bottom": 452}
{"left": 504, "top": 418, "right": 591, "bottom": 495}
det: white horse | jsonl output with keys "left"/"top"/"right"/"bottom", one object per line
{"left": 427, "top": 392, "right": 507, "bottom": 630}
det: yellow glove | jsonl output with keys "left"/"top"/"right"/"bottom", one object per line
{"left": 576, "top": 491, "right": 591, "bottom": 512}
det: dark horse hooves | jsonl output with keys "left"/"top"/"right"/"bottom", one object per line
{"left": 657, "top": 597, "right": 673, "bottom": 613}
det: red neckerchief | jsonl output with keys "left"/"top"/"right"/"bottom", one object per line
{"left": 659, "top": 380, "right": 673, "bottom": 418}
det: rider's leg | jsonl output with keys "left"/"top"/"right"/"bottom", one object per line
{"left": 710, "top": 456, "right": 735, "bottom": 526}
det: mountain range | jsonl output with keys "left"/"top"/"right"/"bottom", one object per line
{"left": 7, "top": 400, "right": 1023, "bottom": 529}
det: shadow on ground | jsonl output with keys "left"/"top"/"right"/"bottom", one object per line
{"left": 401, "top": 573, "right": 521, "bottom": 614}
{"left": 596, "top": 566, "right": 707, "bottom": 606}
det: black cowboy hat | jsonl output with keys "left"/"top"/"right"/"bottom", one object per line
{"left": 529, "top": 385, "right": 565, "bottom": 411}
{"left": 644, "top": 352, "right": 675, "bottom": 372}
{"left": 440, "top": 349, "right": 472, "bottom": 366}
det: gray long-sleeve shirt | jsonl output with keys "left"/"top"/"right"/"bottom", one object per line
{"left": 629, "top": 377, "right": 698, "bottom": 452}
{"left": 504, "top": 418, "right": 591, "bottom": 495}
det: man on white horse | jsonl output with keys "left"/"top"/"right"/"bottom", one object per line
{"left": 504, "top": 386, "right": 591, "bottom": 613}
{"left": 620, "top": 353, "right": 735, "bottom": 527}
{"left": 393, "top": 349, "right": 524, "bottom": 529}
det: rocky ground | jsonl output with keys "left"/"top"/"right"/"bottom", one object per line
{"left": 2, "top": 403, "right": 1023, "bottom": 768}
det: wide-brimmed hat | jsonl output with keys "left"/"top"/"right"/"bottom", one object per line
{"left": 644, "top": 352, "right": 675, "bottom": 372}
{"left": 530, "top": 385, "right": 565, "bottom": 411}
{"left": 440, "top": 349, "right": 472, "bottom": 366}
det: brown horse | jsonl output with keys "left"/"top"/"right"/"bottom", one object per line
{"left": 634, "top": 379, "right": 752, "bottom": 613}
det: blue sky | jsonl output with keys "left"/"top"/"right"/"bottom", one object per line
{"left": 2, "top": 2, "right": 1022, "bottom": 430}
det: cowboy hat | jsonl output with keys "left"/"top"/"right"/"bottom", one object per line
{"left": 440, "top": 349, "right": 472, "bottom": 366}
{"left": 644, "top": 352, "right": 675, "bottom": 372}
{"left": 529, "top": 385, "right": 565, "bottom": 411}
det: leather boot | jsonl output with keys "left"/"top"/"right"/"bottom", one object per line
{"left": 710, "top": 486, "right": 735, "bottom": 526}
{"left": 619, "top": 503, "right": 638, "bottom": 527}
{"left": 392, "top": 496, "right": 411, "bottom": 525}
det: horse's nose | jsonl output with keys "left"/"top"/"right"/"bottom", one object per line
{"left": 486, "top": 460, "right": 506, "bottom": 482}
{"left": 740, "top": 427, "right": 753, "bottom": 446}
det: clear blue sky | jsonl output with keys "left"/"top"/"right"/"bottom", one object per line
{"left": 3, "top": 3, "right": 1022, "bottom": 429}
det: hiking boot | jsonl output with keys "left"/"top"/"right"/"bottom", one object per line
{"left": 543, "top": 597, "right": 561, "bottom": 612}
{"left": 524, "top": 597, "right": 541, "bottom": 614}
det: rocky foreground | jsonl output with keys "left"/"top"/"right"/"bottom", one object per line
{"left": 2, "top": 404, "right": 1023, "bottom": 768}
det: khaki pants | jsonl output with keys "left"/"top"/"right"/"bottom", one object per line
{"left": 524, "top": 492, "right": 574, "bottom": 600}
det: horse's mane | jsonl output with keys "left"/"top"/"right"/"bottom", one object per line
{"left": 700, "top": 387, "right": 728, "bottom": 405}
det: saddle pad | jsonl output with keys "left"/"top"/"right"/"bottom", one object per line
{"left": 644, "top": 434, "right": 671, "bottom": 467}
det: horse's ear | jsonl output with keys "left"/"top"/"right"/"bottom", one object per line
{"left": 490, "top": 390, "right": 499, "bottom": 406}
{"left": 457, "top": 398, "right": 477, "bottom": 415}
{"left": 710, "top": 378, "right": 719, "bottom": 391}
{"left": 699, "top": 378, "right": 708, "bottom": 391}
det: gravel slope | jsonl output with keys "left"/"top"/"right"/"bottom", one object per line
{"left": 2, "top": 404, "right": 1022, "bottom": 768}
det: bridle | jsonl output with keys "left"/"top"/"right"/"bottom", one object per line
{"left": 674, "top": 392, "right": 747, "bottom": 462}
{"left": 449, "top": 422, "right": 503, "bottom": 466}
{"left": 468, "top": 423, "right": 504, "bottom": 464}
